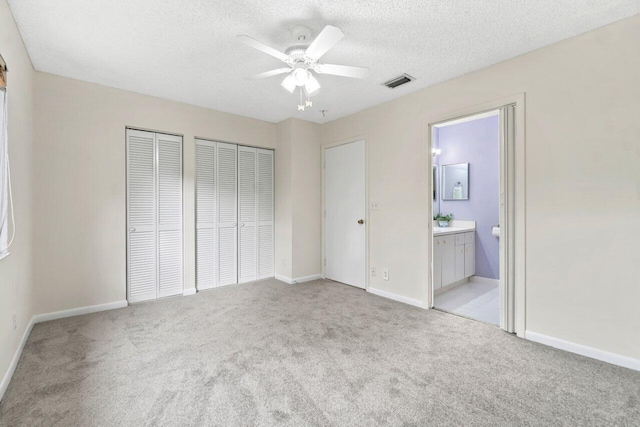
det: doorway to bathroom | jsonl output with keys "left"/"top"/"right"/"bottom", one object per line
{"left": 427, "top": 98, "right": 524, "bottom": 335}
{"left": 432, "top": 111, "right": 501, "bottom": 325}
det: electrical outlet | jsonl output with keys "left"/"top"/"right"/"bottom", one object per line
{"left": 383, "top": 268, "right": 389, "bottom": 281}
{"left": 371, "top": 267, "right": 376, "bottom": 277}
{"left": 370, "top": 201, "right": 379, "bottom": 210}
{"left": 12, "top": 314, "right": 16, "bottom": 330}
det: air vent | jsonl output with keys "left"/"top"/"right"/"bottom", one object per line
{"left": 382, "top": 74, "right": 415, "bottom": 89}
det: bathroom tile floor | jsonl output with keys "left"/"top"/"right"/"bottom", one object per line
{"left": 434, "top": 279, "right": 499, "bottom": 325}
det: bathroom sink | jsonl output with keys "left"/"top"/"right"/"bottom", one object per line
{"left": 433, "top": 224, "right": 476, "bottom": 235}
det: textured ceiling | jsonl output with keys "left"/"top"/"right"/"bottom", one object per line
{"left": 8, "top": 1, "right": 640, "bottom": 124}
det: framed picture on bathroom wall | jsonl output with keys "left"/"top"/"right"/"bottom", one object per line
{"left": 441, "top": 162, "right": 469, "bottom": 200}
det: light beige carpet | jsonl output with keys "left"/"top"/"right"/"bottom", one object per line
{"left": 1, "top": 278, "right": 638, "bottom": 426}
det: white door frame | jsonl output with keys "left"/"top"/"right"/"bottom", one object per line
{"left": 321, "top": 136, "right": 369, "bottom": 290}
{"left": 425, "top": 94, "right": 526, "bottom": 337}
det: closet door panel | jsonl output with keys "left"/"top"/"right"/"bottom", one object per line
{"left": 158, "top": 230, "right": 182, "bottom": 297}
{"left": 258, "top": 224, "right": 274, "bottom": 278}
{"left": 257, "top": 149, "right": 274, "bottom": 278}
{"left": 195, "top": 140, "right": 217, "bottom": 290}
{"left": 217, "top": 142, "right": 238, "bottom": 286}
{"left": 127, "top": 129, "right": 157, "bottom": 302}
{"left": 238, "top": 146, "right": 257, "bottom": 283}
{"left": 157, "top": 134, "right": 183, "bottom": 297}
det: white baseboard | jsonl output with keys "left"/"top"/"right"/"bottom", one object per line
{"left": 275, "top": 274, "right": 322, "bottom": 284}
{"left": 183, "top": 288, "right": 196, "bottom": 296}
{"left": 368, "top": 287, "right": 424, "bottom": 308}
{"left": 525, "top": 331, "right": 640, "bottom": 372}
{"left": 470, "top": 276, "right": 499, "bottom": 286}
{"left": 274, "top": 274, "right": 293, "bottom": 284}
{"left": 33, "top": 300, "right": 128, "bottom": 323}
{"left": 292, "top": 274, "right": 322, "bottom": 283}
{"left": 0, "top": 317, "right": 35, "bottom": 402}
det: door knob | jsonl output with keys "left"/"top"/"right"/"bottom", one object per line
{"left": 357, "top": 219, "right": 364, "bottom": 224}
{"left": 129, "top": 227, "right": 135, "bottom": 232}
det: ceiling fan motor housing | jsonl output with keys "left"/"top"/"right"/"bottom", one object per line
{"left": 285, "top": 45, "right": 309, "bottom": 61}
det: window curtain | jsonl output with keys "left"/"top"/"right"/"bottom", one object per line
{"left": 0, "top": 88, "right": 9, "bottom": 256}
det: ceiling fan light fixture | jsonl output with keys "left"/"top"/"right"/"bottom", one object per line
{"left": 304, "top": 74, "right": 321, "bottom": 95}
{"left": 281, "top": 73, "right": 296, "bottom": 93}
{"left": 292, "top": 67, "right": 310, "bottom": 86}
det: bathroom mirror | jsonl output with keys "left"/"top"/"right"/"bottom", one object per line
{"left": 442, "top": 163, "right": 469, "bottom": 200}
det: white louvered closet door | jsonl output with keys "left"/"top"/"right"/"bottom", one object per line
{"left": 127, "top": 129, "right": 157, "bottom": 302}
{"left": 157, "top": 133, "right": 183, "bottom": 298}
{"left": 257, "top": 149, "right": 274, "bottom": 279}
{"left": 195, "top": 140, "right": 217, "bottom": 290}
{"left": 217, "top": 142, "right": 238, "bottom": 286}
{"left": 127, "top": 129, "right": 183, "bottom": 302}
{"left": 238, "top": 146, "right": 258, "bottom": 283}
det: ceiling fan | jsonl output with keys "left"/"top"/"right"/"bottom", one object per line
{"left": 237, "top": 25, "right": 369, "bottom": 109}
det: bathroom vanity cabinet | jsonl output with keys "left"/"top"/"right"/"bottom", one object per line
{"left": 433, "top": 228, "right": 475, "bottom": 291}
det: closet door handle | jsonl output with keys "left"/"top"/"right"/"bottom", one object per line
{"left": 129, "top": 227, "right": 135, "bottom": 232}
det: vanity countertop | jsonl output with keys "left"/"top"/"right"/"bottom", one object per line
{"left": 433, "top": 225, "right": 475, "bottom": 236}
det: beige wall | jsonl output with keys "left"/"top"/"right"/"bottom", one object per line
{"left": 291, "top": 119, "right": 322, "bottom": 279}
{"left": 275, "top": 118, "right": 323, "bottom": 280}
{"left": 275, "top": 119, "right": 293, "bottom": 279}
{"left": 322, "top": 15, "right": 640, "bottom": 359}
{"left": 33, "top": 73, "right": 277, "bottom": 314}
{"left": 0, "top": 0, "right": 35, "bottom": 395}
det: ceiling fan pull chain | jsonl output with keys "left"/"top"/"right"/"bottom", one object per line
{"left": 305, "top": 88, "right": 312, "bottom": 107}
{"left": 298, "top": 87, "right": 305, "bottom": 111}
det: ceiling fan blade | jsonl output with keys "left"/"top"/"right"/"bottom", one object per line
{"left": 281, "top": 73, "right": 296, "bottom": 93}
{"left": 237, "top": 35, "right": 289, "bottom": 61}
{"left": 248, "top": 68, "right": 292, "bottom": 80}
{"left": 305, "top": 25, "right": 344, "bottom": 60}
{"left": 315, "top": 63, "right": 369, "bottom": 78}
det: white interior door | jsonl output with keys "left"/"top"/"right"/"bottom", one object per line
{"left": 127, "top": 129, "right": 157, "bottom": 302}
{"left": 257, "top": 149, "right": 274, "bottom": 279}
{"left": 157, "top": 133, "right": 183, "bottom": 298}
{"left": 499, "top": 104, "right": 516, "bottom": 332}
{"left": 127, "top": 129, "right": 183, "bottom": 302}
{"left": 325, "top": 140, "right": 366, "bottom": 288}
{"left": 195, "top": 140, "right": 217, "bottom": 290}
{"left": 196, "top": 141, "right": 274, "bottom": 289}
{"left": 238, "top": 146, "right": 257, "bottom": 283}
{"left": 217, "top": 142, "right": 238, "bottom": 286}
